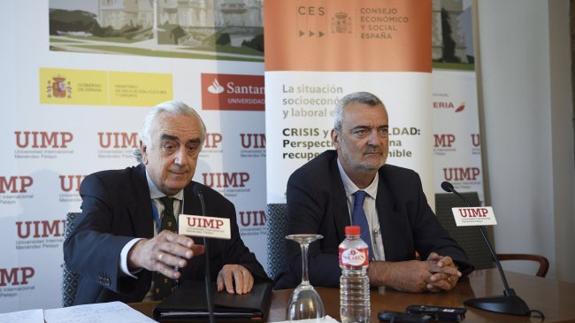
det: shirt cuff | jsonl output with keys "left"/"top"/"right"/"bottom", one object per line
{"left": 120, "top": 238, "right": 144, "bottom": 278}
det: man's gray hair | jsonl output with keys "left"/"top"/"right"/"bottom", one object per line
{"left": 333, "top": 92, "right": 385, "bottom": 132}
{"left": 134, "top": 100, "right": 206, "bottom": 162}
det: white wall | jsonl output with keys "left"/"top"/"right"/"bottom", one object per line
{"left": 548, "top": 0, "right": 575, "bottom": 283}
{"left": 477, "top": 0, "right": 575, "bottom": 281}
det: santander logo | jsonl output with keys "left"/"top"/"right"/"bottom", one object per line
{"left": 201, "top": 73, "right": 264, "bottom": 111}
{"left": 207, "top": 79, "right": 225, "bottom": 94}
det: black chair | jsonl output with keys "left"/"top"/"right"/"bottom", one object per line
{"left": 62, "top": 212, "right": 81, "bottom": 307}
{"left": 435, "top": 193, "right": 550, "bottom": 277}
{"left": 435, "top": 192, "right": 494, "bottom": 270}
{"left": 265, "top": 203, "right": 289, "bottom": 281}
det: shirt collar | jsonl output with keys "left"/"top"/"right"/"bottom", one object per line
{"left": 336, "top": 158, "right": 379, "bottom": 199}
{"left": 145, "top": 168, "right": 184, "bottom": 201}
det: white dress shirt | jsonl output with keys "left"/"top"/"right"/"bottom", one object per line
{"left": 119, "top": 170, "right": 183, "bottom": 277}
{"left": 337, "top": 159, "right": 386, "bottom": 261}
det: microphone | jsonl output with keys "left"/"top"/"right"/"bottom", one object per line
{"left": 441, "top": 181, "right": 531, "bottom": 316}
{"left": 193, "top": 185, "right": 215, "bottom": 323}
{"left": 440, "top": 181, "right": 455, "bottom": 193}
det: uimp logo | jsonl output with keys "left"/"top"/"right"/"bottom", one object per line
{"left": 0, "top": 267, "right": 35, "bottom": 287}
{"left": 0, "top": 176, "right": 33, "bottom": 194}
{"left": 471, "top": 134, "right": 480, "bottom": 147}
{"left": 240, "top": 133, "right": 266, "bottom": 149}
{"left": 97, "top": 131, "right": 139, "bottom": 160}
{"left": 16, "top": 220, "right": 65, "bottom": 239}
{"left": 202, "top": 172, "right": 250, "bottom": 188}
{"left": 239, "top": 210, "right": 266, "bottom": 227}
{"left": 204, "top": 133, "right": 223, "bottom": 149}
{"left": 239, "top": 133, "right": 265, "bottom": 158}
{"left": 458, "top": 208, "right": 488, "bottom": 218}
{"left": 443, "top": 167, "right": 481, "bottom": 182}
{"left": 201, "top": 73, "right": 264, "bottom": 111}
{"left": 15, "top": 131, "right": 73, "bottom": 148}
{"left": 187, "top": 216, "right": 225, "bottom": 229}
{"left": 59, "top": 175, "right": 85, "bottom": 192}
{"left": 433, "top": 101, "right": 465, "bottom": 112}
{"left": 98, "top": 132, "right": 138, "bottom": 149}
{"left": 452, "top": 207, "right": 497, "bottom": 227}
{"left": 178, "top": 214, "right": 231, "bottom": 239}
{"left": 15, "top": 219, "right": 65, "bottom": 250}
{"left": 434, "top": 134, "right": 456, "bottom": 148}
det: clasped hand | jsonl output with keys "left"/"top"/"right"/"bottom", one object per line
{"left": 424, "top": 252, "right": 462, "bottom": 292}
{"left": 128, "top": 230, "right": 254, "bottom": 294}
{"left": 370, "top": 252, "right": 461, "bottom": 293}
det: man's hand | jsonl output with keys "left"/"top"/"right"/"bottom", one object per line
{"left": 128, "top": 230, "right": 205, "bottom": 279}
{"left": 425, "top": 252, "right": 461, "bottom": 292}
{"left": 369, "top": 260, "right": 433, "bottom": 292}
{"left": 368, "top": 253, "right": 461, "bottom": 293}
{"left": 217, "top": 264, "right": 254, "bottom": 295}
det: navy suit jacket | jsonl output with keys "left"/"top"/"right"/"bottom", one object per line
{"left": 275, "top": 150, "right": 472, "bottom": 289}
{"left": 64, "top": 164, "right": 268, "bottom": 304}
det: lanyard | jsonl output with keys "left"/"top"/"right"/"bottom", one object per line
{"left": 151, "top": 201, "right": 161, "bottom": 231}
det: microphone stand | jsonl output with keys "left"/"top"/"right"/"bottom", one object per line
{"left": 197, "top": 190, "right": 215, "bottom": 323}
{"left": 442, "top": 182, "right": 531, "bottom": 316}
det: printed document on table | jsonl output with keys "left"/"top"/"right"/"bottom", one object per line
{"left": 44, "top": 301, "right": 158, "bottom": 323}
{"left": 0, "top": 309, "right": 44, "bottom": 323}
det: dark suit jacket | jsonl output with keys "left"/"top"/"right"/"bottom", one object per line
{"left": 275, "top": 150, "right": 472, "bottom": 289}
{"left": 63, "top": 164, "right": 268, "bottom": 304}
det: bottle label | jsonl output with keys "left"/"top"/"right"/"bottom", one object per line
{"left": 339, "top": 246, "right": 369, "bottom": 268}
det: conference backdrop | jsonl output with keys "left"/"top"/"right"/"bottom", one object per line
{"left": 1, "top": 0, "right": 266, "bottom": 312}
{"left": 265, "top": 0, "right": 483, "bottom": 204}
{"left": 265, "top": 0, "right": 435, "bottom": 204}
{"left": 0, "top": 0, "right": 482, "bottom": 312}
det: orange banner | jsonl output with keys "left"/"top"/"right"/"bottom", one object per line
{"left": 265, "top": 0, "right": 431, "bottom": 72}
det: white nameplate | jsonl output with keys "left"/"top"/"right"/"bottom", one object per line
{"left": 178, "top": 214, "right": 231, "bottom": 239}
{"left": 451, "top": 207, "right": 497, "bottom": 227}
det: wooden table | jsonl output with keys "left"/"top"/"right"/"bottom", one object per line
{"left": 132, "top": 269, "right": 575, "bottom": 322}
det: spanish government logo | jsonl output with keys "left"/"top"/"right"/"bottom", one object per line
{"left": 46, "top": 76, "right": 72, "bottom": 99}
{"left": 331, "top": 12, "right": 352, "bottom": 34}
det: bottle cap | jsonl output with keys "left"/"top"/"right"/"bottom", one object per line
{"left": 345, "top": 225, "right": 360, "bottom": 235}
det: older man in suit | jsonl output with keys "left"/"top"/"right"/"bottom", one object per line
{"left": 276, "top": 92, "right": 472, "bottom": 292}
{"left": 64, "top": 101, "right": 267, "bottom": 304}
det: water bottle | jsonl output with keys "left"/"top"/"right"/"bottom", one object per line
{"left": 339, "top": 225, "right": 370, "bottom": 323}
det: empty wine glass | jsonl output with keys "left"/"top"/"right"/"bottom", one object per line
{"left": 286, "top": 234, "right": 325, "bottom": 321}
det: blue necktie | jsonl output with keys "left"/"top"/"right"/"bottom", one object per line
{"left": 352, "top": 190, "right": 373, "bottom": 258}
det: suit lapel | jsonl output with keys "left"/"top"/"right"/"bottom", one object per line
{"left": 182, "top": 182, "right": 202, "bottom": 216}
{"left": 128, "top": 164, "right": 154, "bottom": 239}
{"left": 375, "top": 168, "right": 402, "bottom": 260}
{"left": 330, "top": 155, "right": 350, "bottom": 242}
